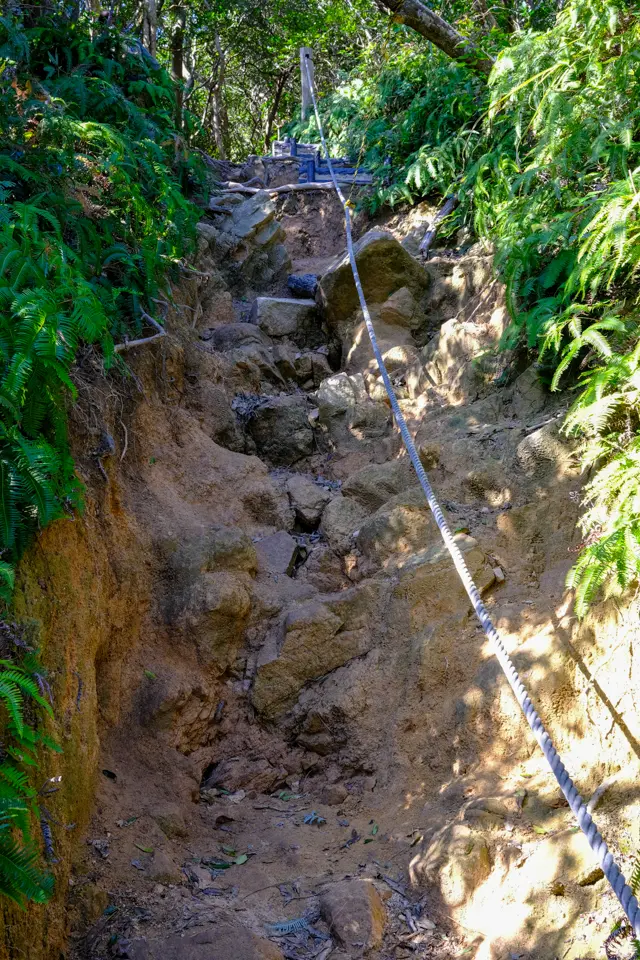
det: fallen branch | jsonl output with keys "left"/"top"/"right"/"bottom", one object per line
{"left": 419, "top": 194, "right": 458, "bottom": 259}
{"left": 114, "top": 332, "right": 165, "bottom": 354}
{"left": 222, "top": 176, "right": 265, "bottom": 189}
{"left": 114, "top": 311, "right": 166, "bottom": 354}
{"left": 213, "top": 182, "right": 341, "bottom": 196}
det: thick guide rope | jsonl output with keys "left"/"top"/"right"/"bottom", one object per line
{"left": 303, "top": 54, "right": 640, "bottom": 936}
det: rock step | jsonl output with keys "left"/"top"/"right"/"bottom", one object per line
{"left": 250, "top": 296, "right": 318, "bottom": 341}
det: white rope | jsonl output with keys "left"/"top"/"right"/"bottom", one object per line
{"left": 303, "top": 53, "right": 640, "bottom": 937}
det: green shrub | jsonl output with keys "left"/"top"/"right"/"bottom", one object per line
{"left": 296, "top": 0, "right": 640, "bottom": 613}
{"left": 0, "top": 10, "right": 203, "bottom": 903}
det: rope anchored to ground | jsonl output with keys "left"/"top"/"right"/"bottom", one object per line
{"left": 302, "top": 52, "right": 640, "bottom": 939}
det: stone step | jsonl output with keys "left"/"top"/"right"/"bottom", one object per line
{"left": 249, "top": 296, "right": 317, "bottom": 339}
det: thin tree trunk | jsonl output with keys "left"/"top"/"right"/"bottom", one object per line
{"left": 264, "top": 68, "right": 293, "bottom": 151}
{"left": 171, "top": 4, "right": 186, "bottom": 128}
{"left": 377, "top": 0, "right": 494, "bottom": 74}
{"left": 142, "top": 0, "right": 158, "bottom": 56}
{"left": 211, "top": 33, "right": 227, "bottom": 160}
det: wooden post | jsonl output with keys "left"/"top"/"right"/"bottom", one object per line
{"left": 306, "top": 157, "right": 315, "bottom": 183}
{"left": 300, "top": 47, "right": 314, "bottom": 121}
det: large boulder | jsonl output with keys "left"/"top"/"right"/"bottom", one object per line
{"left": 248, "top": 395, "right": 314, "bottom": 465}
{"left": 252, "top": 583, "right": 383, "bottom": 718}
{"left": 250, "top": 296, "right": 318, "bottom": 342}
{"left": 204, "top": 190, "right": 292, "bottom": 290}
{"left": 356, "top": 487, "right": 439, "bottom": 566}
{"left": 342, "top": 460, "right": 415, "bottom": 512}
{"left": 316, "top": 373, "right": 368, "bottom": 419}
{"left": 320, "top": 496, "right": 368, "bottom": 554}
{"left": 317, "top": 229, "right": 430, "bottom": 329}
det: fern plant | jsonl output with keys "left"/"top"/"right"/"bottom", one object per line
{"left": 0, "top": 9, "right": 205, "bottom": 907}
{"left": 0, "top": 624, "right": 58, "bottom": 907}
{"left": 0, "top": 9, "right": 202, "bottom": 591}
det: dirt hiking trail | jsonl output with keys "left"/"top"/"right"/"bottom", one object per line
{"left": 60, "top": 175, "right": 640, "bottom": 960}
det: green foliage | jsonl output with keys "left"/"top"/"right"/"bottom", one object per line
{"left": 0, "top": 623, "right": 58, "bottom": 907}
{"left": 302, "top": 0, "right": 640, "bottom": 613}
{"left": 0, "top": 11, "right": 200, "bottom": 590}
{"left": 288, "top": 38, "right": 488, "bottom": 213}
{"left": 0, "top": 10, "right": 203, "bottom": 907}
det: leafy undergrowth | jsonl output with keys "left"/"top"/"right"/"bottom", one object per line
{"left": 295, "top": 0, "right": 640, "bottom": 616}
{"left": 0, "top": 11, "right": 202, "bottom": 903}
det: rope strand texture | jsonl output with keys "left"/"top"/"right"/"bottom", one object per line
{"left": 302, "top": 54, "right": 640, "bottom": 936}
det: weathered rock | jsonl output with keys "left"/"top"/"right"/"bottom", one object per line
{"left": 255, "top": 531, "right": 300, "bottom": 576}
{"left": 202, "top": 756, "right": 286, "bottom": 794}
{"left": 226, "top": 191, "right": 276, "bottom": 241}
{"left": 391, "top": 534, "right": 495, "bottom": 626}
{"left": 320, "top": 497, "right": 368, "bottom": 554}
{"left": 316, "top": 373, "right": 368, "bottom": 418}
{"left": 320, "top": 879, "right": 386, "bottom": 954}
{"left": 288, "top": 273, "right": 318, "bottom": 298}
{"left": 344, "top": 313, "right": 415, "bottom": 376}
{"left": 190, "top": 382, "right": 244, "bottom": 452}
{"left": 525, "top": 828, "right": 604, "bottom": 889}
{"left": 252, "top": 581, "right": 384, "bottom": 719}
{"left": 184, "top": 571, "right": 252, "bottom": 669}
{"left": 130, "top": 918, "right": 284, "bottom": 960}
{"left": 208, "top": 323, "right": 271, "bottom": 353}
{"left": 418, "top": 824, "right": 492, "bottom": 908}
{"left": 270, "top": 344, "right": 332, "bottom": 388}
{"left": 342, "top": 460, "right": 415, "bottom": 512}
{"left": 250, "top": 297, "right": 317, "bottom": 340}
{"left": 146, "top": 850, "right": 182, "bottom": 885}
{"left": 320, "top": 782, "right": 349, "bottom": 805}
{"left": 168, "top": 526, "right": 258, "bottom": 587}
{"left": 378, "top": 286, "right": 421, "bottom": 329}
{"left": 150, "top": 803, "right": 188, "bottom": 839}
{"left": 286, "top": 475, "right": 332, "bottom": 528}
{"left": 318, "top": 229, "right": 430, "bottom": 329}
{"left": 423, "top": 246, "right": 494, "bottom": 326}
{"left": 248, "top": 395, "right": 314, "bottom": 465}
{"left": 208, "top": 191, "right": 291, "bottom": 290}
{"left": 356, "top": 487, "right": 438, "bottom": 565}
{"left": 516, "top": 422, "right": 576, "bottom": 479}
{"left": 421, "top": 303, "right": 509, "bottom": 404}
{"left": 253, "top": 601, "right": 344, "bottom": 716}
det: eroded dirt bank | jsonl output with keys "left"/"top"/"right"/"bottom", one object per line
{"left": 5, "top": 182, "right": 640, "bottom": 960}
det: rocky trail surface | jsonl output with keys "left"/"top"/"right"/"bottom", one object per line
{"left": 62, "top": 175, "right": 640, "bottom": 960}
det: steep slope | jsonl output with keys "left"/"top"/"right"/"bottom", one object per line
{"left": 8, "top": 183, "right": 640, "bottom": 960}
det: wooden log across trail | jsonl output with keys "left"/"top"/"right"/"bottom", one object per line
{"left": 212, "top": 182, "right": 358, "bottom": 196}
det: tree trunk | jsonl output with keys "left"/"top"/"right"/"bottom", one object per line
{"left": 171, "top": 5, "right": 186, "bottom": 128}
{"left": 377, "top": 0, "right": 494, "bottom": 74}
{"left": 142, "top": 0, "right": 158, "bottom": 56}
{"left": 211, "top": 33, "right": 228, "bottom": 160}
{"left": 264, "top": 68, "right": 293, "bottom": 151}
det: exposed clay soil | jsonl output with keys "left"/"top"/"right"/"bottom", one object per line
{"left": 23, "top": 184, "right": 640, "bottom": 960}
